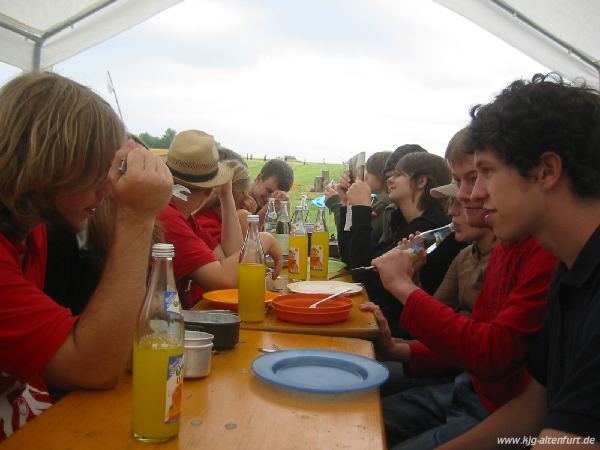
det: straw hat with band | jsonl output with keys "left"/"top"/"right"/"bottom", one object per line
{"left": 430, "top": 181, "right": 458, "bottom": 199}
{"left": 167, "top": 130, "right": 232, "bottom": 189}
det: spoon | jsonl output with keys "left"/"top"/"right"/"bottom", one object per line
{"left": 308, "top": 289, "right": 351, "bottom": 309}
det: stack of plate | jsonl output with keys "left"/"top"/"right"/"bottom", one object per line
{"left": 271, "top": 293, "right": 353, "bottom": 324}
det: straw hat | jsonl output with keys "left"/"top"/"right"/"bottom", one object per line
{"left": 166, "top": 130, "right": 232, "bottom": 189}
{"left": 430, "top": 181, "right": 458, "bottom": 199}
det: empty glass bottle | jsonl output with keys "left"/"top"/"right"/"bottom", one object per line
{"left": 275, "top": 200, "right": 290, "bottom": 256}
{"left": 262, "top": 197, "right": 278, "bottom": 234}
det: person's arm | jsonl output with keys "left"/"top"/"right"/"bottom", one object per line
{"left": 359, "top": 302, "right": 411, "bottom": 361}
{"left": 42, "top": 145, "right": 173, "bottom": 390}
{"left": 237, "top": 209, "right": 250, "bottom": 237}
{"left": 373, "top": 242, "right": 557, "bottom": 379}
{"left": 439, "top": 378, "right": 547, "bottom": 450}
{"left": 189, "top": 231, "right": 283, "bottom": 290}
{"left": 214, "top": 179, "right": 243, "bottom": 256}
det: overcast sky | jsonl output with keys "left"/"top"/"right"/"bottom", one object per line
{"left": 0, "top": 0, "right": 548, "bottom": 162}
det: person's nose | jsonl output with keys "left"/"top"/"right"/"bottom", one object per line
{"left": 456, "top": 181, "right": 471, "bottom": 204}
{"left": 387, "top": 176, "right": 395, "bottom": 190}
{"left": 470, "top": 175, "right": 487, "bottom": 204}
{"left": 448, "top": 199, "right": 461, "bottom": 217}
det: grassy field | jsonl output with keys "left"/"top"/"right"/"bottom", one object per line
{"left": 246, "top": 158, "right": 346, "bottom": 234}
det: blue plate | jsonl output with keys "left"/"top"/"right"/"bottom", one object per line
{"left": 252, "top": 349, "right": 389, "bottom": 393}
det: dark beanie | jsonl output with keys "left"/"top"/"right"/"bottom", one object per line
{"left": 383, "top": 144, "right": 428, "bottom": 174}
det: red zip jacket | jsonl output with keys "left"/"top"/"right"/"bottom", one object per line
{"left": 403, "top": 237, "right": 558, "bottom": 413}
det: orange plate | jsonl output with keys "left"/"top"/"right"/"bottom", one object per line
{"left": 203, "top": 289, "right": 279, "bottom": 311}
{"left": 272, "top": 294, "right": 353, "bottom": 312}
{"left": 271, "top": 306, "right": 351, "bottom": 324}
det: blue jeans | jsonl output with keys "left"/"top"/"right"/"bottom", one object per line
{"left": 383, "top": 372, "right": 489, "bottom": 450}
{"left": 380, "top": 361, "right": 455, "bottom": 398}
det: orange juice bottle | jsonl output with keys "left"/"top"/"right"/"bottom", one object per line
{"left": 289, "top": 205, "right": 308, "bottom": 281}
{"left": 133, "top": 244, "right": 184, "bottom": 443}
{"left": 238, "top": 215, "right": 266, "bottom": 322}
{"left": 310, "top": 206, "right": 329, "bottom": 279}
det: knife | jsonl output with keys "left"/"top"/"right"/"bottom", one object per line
{"left": 329, "top": 242, "right": 439, "bottom": 280}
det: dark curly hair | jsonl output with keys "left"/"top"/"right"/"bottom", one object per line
{"left": 466, "top": 73, "right": 600, "bottom": 198}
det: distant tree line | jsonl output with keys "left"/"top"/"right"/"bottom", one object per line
{"left": 138, "top": 128, "right": 177, "bottom": 149}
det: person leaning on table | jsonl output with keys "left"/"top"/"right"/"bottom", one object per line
{"left": 156, "top": 130, "right": 283, "bottom": 309}
{"left": 0, "top": 72, "right": 173, "bottom": 441}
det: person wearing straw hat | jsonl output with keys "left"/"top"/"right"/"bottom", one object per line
{"left": 158, "top": 130, "right": 282, "bottom": 308}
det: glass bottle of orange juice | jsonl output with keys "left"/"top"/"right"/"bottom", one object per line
{"left": 288, "top": 205, "right": 308, "bottom": 281}
{"left": 133, "top": 243, "right": 184, "bottom": 443}
{"left": 238, "top": 215, "right": 266, "bottom": 322}
{"left": 310, "top": 206, "right": 329, "bottom": 279}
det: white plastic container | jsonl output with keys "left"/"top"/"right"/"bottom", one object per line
{"left": 184, "top": 342, "right": 213, "bottom": 378}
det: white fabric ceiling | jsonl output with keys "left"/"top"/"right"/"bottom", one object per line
{"left": 1, "top": 0, "right": 598, "bottom": 88}
{"left": 0, "top": 0, "right": 182, "bottom": 72}
{"left": 434, "top": 0, "right": 600, "bottom": 88}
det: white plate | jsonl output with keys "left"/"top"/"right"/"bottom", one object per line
{"left": 286, "top": 280, "right": 362, "bottom": 296}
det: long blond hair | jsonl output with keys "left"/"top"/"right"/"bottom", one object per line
{"left": 0, "top": 72, "right": 124, "bottom": 241}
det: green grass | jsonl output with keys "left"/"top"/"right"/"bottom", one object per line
{"left": 246, "top": 158, "right": 346, "bottom": 236}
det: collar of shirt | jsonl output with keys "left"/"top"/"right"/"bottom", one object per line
{"left": 560, "top": 224, "right": 600, "bottom": 288}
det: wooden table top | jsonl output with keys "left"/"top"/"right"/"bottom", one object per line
{"left": 193, "top": 272, "right": 379, "bottom": 340}
{"left": 2, "top": 330, "right": 386, "bottom": 450}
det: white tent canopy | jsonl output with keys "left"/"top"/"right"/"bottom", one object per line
{"left": 434, "top": 0, "right": 600, "bottom": 88}
{"left": 0, "top": 0, "right": 182, "bottom": 72}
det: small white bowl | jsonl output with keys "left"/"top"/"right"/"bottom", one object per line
{"left": 184, "top": 342, "right": 213, "bottom": 378}
{"left": 184, "top": 330, "right": 214, "bottom": 347}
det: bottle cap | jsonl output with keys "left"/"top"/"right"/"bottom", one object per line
{"left": 246, "top": 214, "right": 260, "bottom": 222}
{"left": 152, "top": 243, "right": 175, "bottom": 258}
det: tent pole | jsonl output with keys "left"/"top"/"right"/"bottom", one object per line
{"left": 33, "top": 41, "right": 42, "bottom": 73}
{"left": 490, "top": 0, "right": 600, "bottom": 85}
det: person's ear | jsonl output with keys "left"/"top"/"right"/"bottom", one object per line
{"left": 415, "top": 175, "right": 428, "bottom": 191}
{"left": 537, "top": 151, "right": 562, "bottom": 191}
{"left": 255, "top": 174, "right": 262, "bottom": 184}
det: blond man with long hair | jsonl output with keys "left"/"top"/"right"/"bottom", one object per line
{"left": 0, "top": 72, "right": 172, "bottom": 441}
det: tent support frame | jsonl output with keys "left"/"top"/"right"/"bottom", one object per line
{"left": 490, "top": 0, "right": 600, "bottom": 87}
{"left": 0, "top": 0, "right": 117, "bottom": 72}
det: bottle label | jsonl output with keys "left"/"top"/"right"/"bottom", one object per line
{"left": 310, "top": 244, "right": 324, "bottom": 270}
{"left": 288, "top": 247, "right": 300, "bottom": 274}
{"left": 165, "top": 353, "right": 184, "bottom": 424}
{"left": 163, "top": 291, "right": 181, "bottom": 315}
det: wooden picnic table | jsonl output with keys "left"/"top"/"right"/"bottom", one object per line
{"left": 193, "top": 271, "right": 379, "bottom": 340}
{"left": 2, "top": 330, "right": 386, "bottom": 450}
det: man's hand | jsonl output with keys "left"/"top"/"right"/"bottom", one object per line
{"left": 372, "top": 248, "right": 419, "bottom": 304}
{"left": 324, "top": 184, "right": 338, "bottom": 202}
{"left": 360, "top": 302, "right": 411, "bottom": 361}
{"left": 214, "top": 178, "right": 233, "bottom": 200}
{"left": 238, "top": 192, "right": 257, "bottom": 213}
{"left": 335, "top": 170, "right": 352, "bottom": 204}
{"left": 109, "top": 140, "right": 173, "bottom": 221}
{"left": 346, "top": 180, "right": 372, "bottom": 206}
{"left": 259, "top": 232, "right": 283, "bottom": 279}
